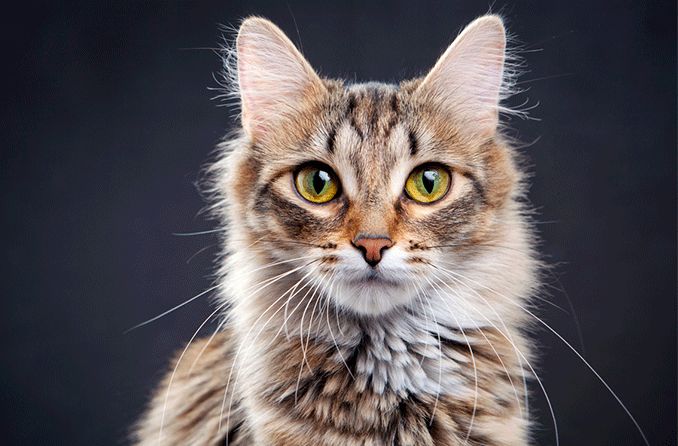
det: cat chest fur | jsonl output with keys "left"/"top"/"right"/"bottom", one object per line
{"left": 235, "top": 319, "right": 528, "bottom": 446}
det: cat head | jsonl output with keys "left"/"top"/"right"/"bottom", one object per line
{"left": 214, "top": 16, "right": 535, "bottom": 321}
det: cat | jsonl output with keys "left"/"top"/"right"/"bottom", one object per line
{"left": 134, "top": 14, "right": 540, "bottom": 446}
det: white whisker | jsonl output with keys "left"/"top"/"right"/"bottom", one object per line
{"left": 222, "top": 263, "right": 319, "bottom": 438}
{"left": 422, "top": 274, "right": 477, "bottom": 442}
{"left": 159, "top": 300, "right": 227, "bottom": 441}
{"left": 431, "top": 266, "right": 555, "bottom": 439}
{"left": 427, "top": 270, "right": 523, "bottom": 419}
{"left": 125, "top": 284, "right": 220, "bottom": 334}
{"left": 325, "top": 272, "right": 355, "bottom": 379}
{"left": 437, "top": 265, "right": 649, "bottom": 446}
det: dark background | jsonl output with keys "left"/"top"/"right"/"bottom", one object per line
{"left": 2, "top": 1, "right": 675, "bottom": 444}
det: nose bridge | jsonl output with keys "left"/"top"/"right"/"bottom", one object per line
{"left": 354, "top": 199, "right": 391, "bottom": 238}
{"left": 347, "top": 158, "right": 396, "bottom": 267}
{"left": 345, "top": 136, "right": 396, "bottom": 239}
{"left": 355, "top": 164, "right": 392, "bottom": 233}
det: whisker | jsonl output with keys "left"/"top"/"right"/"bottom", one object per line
{"left": 296, "top": 270, "right": 337, "bottom": 403}
{"left": 266, "top": 274, "right": 315, "bottom": 348}
{"left": 294, "top": 270, "right": 332, "bottom": 404}
{"left": 231, "top": 235, "right": 329, "bottom": 249}
{"left": 186, "top": 312, "right": 230, "bottom": 375}
{"left": 280, "top": 273, "right": 322, "bottom": 341}
{"left": 422, "top": 275, "right": 478, "bottom": 441}
{"left": 186, "top": 243, "right": 217, "bottom": 264}
{"left": 297, "top": 277, "right": 322, "bottom": 376}
{"left": 216, "top": 261, "right": 318, "bottom": 437}
{"left": 303, "top": 271, "right": 332, "bottom": 351}
{"left": 419, "top": 277, "right": 445, "bottom": 428}
{"left": 436, "top": 259, "right": 567, "bottom": 313}
{"left": 417, "top": 241, "right": 527, "bottom": 255}
{"left": 542, "top": 272, "right": 586, "bottom": 355}
{"left": 129, "top": 254, "right": 319, "bottom": 335}
{"left": 409, "top": 276, "right": 433, "bottom": 366}
{"left": 440, "top": 265, "right": 649, "bottom": 446}
{"left": 159, "top": 300, "right": 228, "bottom": 440}
{"left": 173, "top": 228, "right": 224, "bottom": 236}
{"left": 187, "top": 268, "right": 311, "bottom": 376}
{"left": 324, "top": 272, "right": 355, "bottom": 379}
{"left": 431, "top": 264, "right": 557, "bottom": 445}
{"left": 124, "top": 284, "right": 220, "bottom": 334}
{"left": 244, "top": 254, "right": 319, "bottom": 275}
{"left": 427, "top": 271, "right": 523, "bottom": 420}
{"left": 334, "top": 287, "right": 345, "bottom": 337}
{"left": 325, "top": 304, "right": 353, "bottom": 384}
{"left": 221, "top": 262, "right": 319, "bottom": 437}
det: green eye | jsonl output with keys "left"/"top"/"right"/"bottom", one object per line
{"left": 404, "top": 164, "right": 451, "bottom": 203}
{"left": 295, "top": 164, "right": 339, "bottom": 204}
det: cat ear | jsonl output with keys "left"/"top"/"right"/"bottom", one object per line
{"left": 236, "top": 17, "right": 324, "bottom": 140}
{"left": 416, "top": 15, "right": 508, "bottom": 138}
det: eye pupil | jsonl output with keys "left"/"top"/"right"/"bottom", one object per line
{"left": 422, "top": 170, "right": 438, "bottom": 193}
{"left": 404, "top": 164, "right": 450, "bottom": 203}
{"left": 295, "top": 164, "right": 339, "bottom": 204}
{"left": 312, "top": 170, "right": 329, "bottom": 194}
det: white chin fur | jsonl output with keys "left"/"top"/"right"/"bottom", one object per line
{"left": 326, "top": 246, "right": 419, "bottom": 316}
{"left": 331, "top": 280, "right": 416, "bottom": 315}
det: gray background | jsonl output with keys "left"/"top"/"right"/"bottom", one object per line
{"left": 2, "top": 1, "right": 675, "bottom": 444}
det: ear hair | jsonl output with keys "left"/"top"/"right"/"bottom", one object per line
{"left": 416, "top": 15, "right": 522, "bottom": 138}
{"left": 223, "top": 17, "right": 325, "bottom": 140}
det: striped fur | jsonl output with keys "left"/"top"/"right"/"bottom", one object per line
{"left": 135, "top": 15, "right": 538, "bottom": 445}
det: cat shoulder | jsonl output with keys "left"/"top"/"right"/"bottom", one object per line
{"left": 133, "top": 328, "right": 250, "bottom": 445}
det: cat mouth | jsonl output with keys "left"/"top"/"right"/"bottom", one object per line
{"left": 351, "top": 270, "right": 401, "bottom": 287}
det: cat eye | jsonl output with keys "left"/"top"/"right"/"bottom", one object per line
{"left": 294, "top": 164, "right": 340, "bottom": 204}
{"left": 404, "top": 164, "right": 451, "bottom": 203}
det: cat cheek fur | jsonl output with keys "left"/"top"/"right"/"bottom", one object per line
{"left": 134, "top": 15, "right": 538, "bottom": 446}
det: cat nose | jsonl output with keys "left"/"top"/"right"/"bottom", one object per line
{"left": 352, "top": 234, "right": 394, "bottom": 267}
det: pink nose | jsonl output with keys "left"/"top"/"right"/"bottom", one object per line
{"left": 352, "top": 235, "right": 394, "bottom": 267}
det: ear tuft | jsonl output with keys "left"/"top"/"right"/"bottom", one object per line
{"left": 417, "top": 15, "right": 509, "bottom": 138}
{"left": 236, "top": 17, "right": 323, "bottom": 139}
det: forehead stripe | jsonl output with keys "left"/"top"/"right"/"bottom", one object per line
{"left": 346, "top": 93, "right": 364, "bottom": 140}
{"left": 408, "top": 130, "right": 418, "bottom": 156}
{"left": 369, "top": 89, "right": 382, "bottom": 129}
{"left": 326, "top": 126, "right": 337, "bottom": 154}
{"left": 390, "top": 93, "right": 400, "bottom": 113}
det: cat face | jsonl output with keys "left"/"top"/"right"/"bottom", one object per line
{"left": 219, "top": 17, "right": 532, "bottom": 319}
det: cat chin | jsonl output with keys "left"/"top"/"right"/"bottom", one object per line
{"left": 326, "top": 246, "right": 420, "bottom": 315}
{"left": 330, "top": 279, "right": 417, "bottom": 316}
